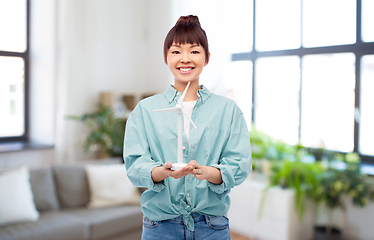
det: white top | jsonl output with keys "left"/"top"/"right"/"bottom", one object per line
{"left": 183, "top": 101, "right": 196, "bottom": 143}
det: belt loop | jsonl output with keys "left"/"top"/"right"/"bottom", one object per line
{"left": 204, "top": 215, "right": 209, "bottom": 224}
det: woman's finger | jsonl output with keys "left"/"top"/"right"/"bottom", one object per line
{"left": 194, "top": 168, "right": 202, "bottom": 175}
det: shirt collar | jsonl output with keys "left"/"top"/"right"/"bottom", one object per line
{"left": 163, "top": 85, "right": 212, "bottom": 104}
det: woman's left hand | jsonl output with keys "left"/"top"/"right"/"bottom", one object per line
{"left": 187, "top": 160, "right": 205, "bottom": 181}
{"left": 187, "top": 160, "right": 223, "bottom": 184}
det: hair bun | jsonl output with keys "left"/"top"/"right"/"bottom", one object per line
{"left": 175, "top": 15, "right": 201, "bottom": 27}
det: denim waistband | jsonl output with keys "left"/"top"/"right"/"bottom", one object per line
{"left": 167, "top": 213, "right": 206, "bottom": 223}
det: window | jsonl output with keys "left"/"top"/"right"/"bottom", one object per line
{"left": 255, "top": 56, "right": 300, "bottom": 145}
{"left": 226, "top": 60, "right": 253, "bottom": 128}
{"left": 0, "top": 0, "right": 29, "bottom": 142}
{"left": 301, "top": 53, "right": 355, "bottom": 152}
{"left": 360, "top": 55, "right": 374, "bottom": 156}
{"left": 302, "top": 0, "right": 356, "bottom": 48}
{"left": 231, "top": 0, "right": 374, "bottom": 163}
{"left": 255, "top": 0, "right": 300, "bottom": 51}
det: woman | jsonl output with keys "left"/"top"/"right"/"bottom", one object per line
{"left": 124, "top": 15, "right": 252, "bottom": 240}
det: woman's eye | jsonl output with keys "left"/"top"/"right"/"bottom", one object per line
{"left": 191, "top": 51, "right": 200, "bottom": 54}
{"left": 171, "top": 51, "right": 180, "bottom": 54}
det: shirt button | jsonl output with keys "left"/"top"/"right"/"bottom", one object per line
{"left": 183, "top": 146, "right": 186, "bottom": 150}
{"left": 187, "top": 193, "right": 190, "bottom": 197}
{"left": 192, "top": 145, "right": 195, "bottom": 149}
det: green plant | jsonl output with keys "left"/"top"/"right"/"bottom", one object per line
{"left": 259, "top": 159, "right": 322, "bottom": 222}
{"left": 249, "top": 128, "right": 297, "bottom": 177}
{"left": 313, "top": 153, "right": 374, "bottom": 235}
{"left": 67, "top": 103, "right": 126, "bottom": 158}
{"left": 249, "top": 127, "right": 297, "bottom": 161}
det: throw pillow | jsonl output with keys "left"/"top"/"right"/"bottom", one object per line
{"left": 0, "top": 166, "right": 39, "bottom": 226}
{"left": 29, "top": 167, "right": 60, "bottom": 211}
{"left": 85, "top": 164, "right": 140, "bottom": 208}
{"left": 53, "top": 164, "right": 90, "bottom": 208}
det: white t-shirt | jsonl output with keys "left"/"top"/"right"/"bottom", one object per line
{"left": 183, "top": 101, "right": 196, "bottom": 143}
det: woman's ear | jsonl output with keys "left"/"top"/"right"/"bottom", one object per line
{"left": 164, "top": 55, "right": 168, "bottom": 65}
{"left": 204, "top": 52, "right": 211, "bottom": 66}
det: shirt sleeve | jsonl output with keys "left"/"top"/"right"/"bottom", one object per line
{"left": 123, "top": 109, "right": 165, "bottom": 192}
{"left": 209, "top": 106, "right": 252, "bottom": 194}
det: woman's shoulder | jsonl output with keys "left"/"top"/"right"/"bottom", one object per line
{"left": 130, "top": 92, "right": 168, "bottom": 116}
{"left": 206, "top": 93, "right": 243, "bottom": 118}
{"left": 209, "top": 92, "right": 239, "bottom": 107}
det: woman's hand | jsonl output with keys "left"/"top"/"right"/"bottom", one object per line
{"left": 151, "top": 162, "right": 194, "bottom": 181}
{"left": 164, "top": 162, "right": 194, "bottom": 179}
{"left": 187, "top": 160, "right": 223, "bottom": 184}
{"left": 187, "top": 160, "right": 206, "bottom": 181}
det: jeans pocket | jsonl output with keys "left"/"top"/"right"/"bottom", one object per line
{"left": 143, "top": 217, "right": 161, "bottom": 229}
{"left": 205, "top": 216, "right": 229, "bottom": 230}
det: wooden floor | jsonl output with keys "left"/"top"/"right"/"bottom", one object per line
{"left": 231, "top": 231, "right": 252, "bottom": 240}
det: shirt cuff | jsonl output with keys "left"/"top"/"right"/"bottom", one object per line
{"left": 141, "top": 164, "right": 166, "bottom": 193}
{"left": 207, "top": 165, "right": 232, "bottom": 194}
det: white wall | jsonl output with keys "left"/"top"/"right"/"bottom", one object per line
{"left": 54, "top": 0, "right": 174, "bottom": 163}
{"left": 0, "top": 0, "right": 173, "bottom": 166}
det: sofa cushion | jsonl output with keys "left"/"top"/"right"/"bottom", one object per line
{"left": 53, "top": 164, "right": 90, "bottom": 208}
{"left": 29, "top": 167, "right": 60, "bottom": 211}
{"left": 0, "top": 211, "right": 87, "bottom": 240}
{"left": 63, "top": 205, "right": 142, "bottom": 240}
{"left": 85, "top": 164, "right": 140, "bottom": 208}
{"left": 0, "top": 166, "right": 39, "bottom": 226}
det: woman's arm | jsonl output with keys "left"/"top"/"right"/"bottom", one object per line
{"left": 188, "top": 160, "right": 223, "bottom": 185}
{"left": 151, "top": 162, "right": 194, "bottom": 182}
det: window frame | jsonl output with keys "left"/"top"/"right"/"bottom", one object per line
{"left": 0, "top": 0, "right": 30, "bottom": 143}
{"left": 231, "top": 0, "right": 374, "bottom": 163}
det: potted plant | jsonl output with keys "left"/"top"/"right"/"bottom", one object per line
{"left": 257, "top": 141, "right": 322, "bottom": 220}
{"left": 249, "top": 128, "right": 296, "bottom": 179}
{"left": 261, "top": 156, "right": 322, "bottom": 222}
{"left": 67, "top": 103, "right": 126, "bottom": 159}
{"left": 313, "top": 152, "right": 374, "bottom": 240}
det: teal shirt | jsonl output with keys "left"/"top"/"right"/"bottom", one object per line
{"left": 124, "top": 85, "right": 252, "bottom": 231}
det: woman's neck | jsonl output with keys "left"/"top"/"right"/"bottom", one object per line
{"left": 174, "top": 80, "right": 201, "bottom": 101}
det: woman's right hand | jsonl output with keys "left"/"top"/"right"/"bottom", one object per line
{"left": 152, "top": 162, "right": 194, "bottom": 182}
{"left": 163, "top": 162, "right": 194, "bottom": 179}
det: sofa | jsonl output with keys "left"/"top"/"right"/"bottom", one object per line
{"left": 0, "top": 159, "right": 143, "bottom": 240}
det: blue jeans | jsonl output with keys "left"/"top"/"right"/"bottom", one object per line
{"left": 141, "top": 213, "right": 231, "bottom": 240}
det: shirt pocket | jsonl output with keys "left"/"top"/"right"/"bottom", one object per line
{"left": 203, "top": 123, "right": 226, "bottom": 160}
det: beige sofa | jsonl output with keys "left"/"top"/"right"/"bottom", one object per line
{"left": 0, "top": 160, "right": 143, "bottom": 240}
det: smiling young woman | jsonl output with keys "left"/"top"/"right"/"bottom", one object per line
{"left": 124, "top": 15, "right": 252, "bottom": 240}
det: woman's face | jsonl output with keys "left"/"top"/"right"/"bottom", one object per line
{"left": 166, "top": 43, "right": 208, "bottom": 85}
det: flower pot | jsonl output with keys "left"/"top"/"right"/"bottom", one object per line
{"left": 314, "top": 226, "right": 343, "bottom": 240}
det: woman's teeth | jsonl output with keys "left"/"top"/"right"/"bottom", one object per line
{"left": 179, "top": 68, "right": 192, "bottom": 72}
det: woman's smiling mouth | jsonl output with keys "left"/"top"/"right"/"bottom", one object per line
{"left": 177, "top": 67, "right": 195, "bottom": 73}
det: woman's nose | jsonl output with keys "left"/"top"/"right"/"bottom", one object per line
{"left": 180, "top": 54, "right": 191, "bottom": 63}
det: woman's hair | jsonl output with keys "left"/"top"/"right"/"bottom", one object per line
{"left": 163, "top": 15, "right": 209, "bottom": 64}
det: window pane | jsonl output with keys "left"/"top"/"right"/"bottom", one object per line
{"left": 301, "top": 53, "right": 355, "bottom": 152}
{"left": 0, "top": 0, "right": 27, "bottom": 52}
{"left": 224, "top": 0, "right": 253, "bottom": 53}
{"left": 256, "top": 0, "right": 300, "bottom": 51}
{"left": 226, "top": 61, "right": 253, "bottom": 128}
{"left": 0, "top": 57, "right": 25, "bottom": 137}
{"left": 302, "top": 0, "right": 356, "bottom": 48}
{"left": 362, "top": 0, "right": 374, "bottom": 42}
{"left": 360, "top": 55, "right": 374, "bottom": 156}
{"left": 255, "top": 56, "right": 300, "bottom": 145}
